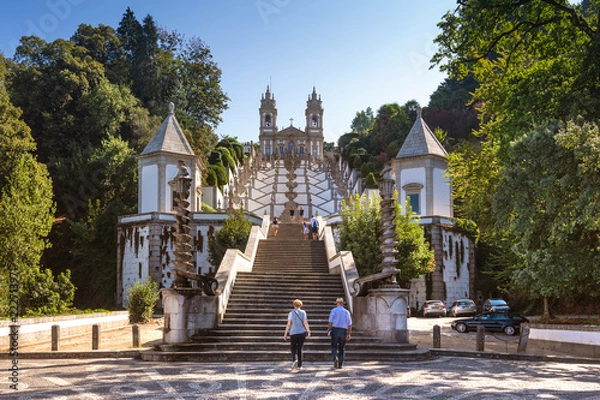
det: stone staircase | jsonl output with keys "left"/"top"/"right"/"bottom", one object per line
{"left": 143, "top": 224, "right": 430, "bottom": 362}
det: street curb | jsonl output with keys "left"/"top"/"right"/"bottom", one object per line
{"left": 3, "top": 348, "right": 600, "bottom": 364}
{"left": 429, "top": 348, "right": 600, "bottom": 364}
{"left": 0, "top": 350, "right": 144, "bottom": 359}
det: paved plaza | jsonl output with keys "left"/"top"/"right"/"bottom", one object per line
{"left": 2, "top": 357, "right": 600, "bottom": 399}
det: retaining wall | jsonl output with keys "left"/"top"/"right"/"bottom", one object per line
{"left": 0, "top": 312, "right": 130, "bottom": 350}
{"left": 529, "top": 324, "right": 600, "bottom": 358}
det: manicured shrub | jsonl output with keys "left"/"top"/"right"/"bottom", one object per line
{"left": 127, "top": 278, "right": 159, "bottom": 323}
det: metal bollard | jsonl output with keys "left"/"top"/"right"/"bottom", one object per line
{"left": 92, "top": 324, "right": 101, "bottom": 350}
{"left": 132, "top": 324, "right": 140, "bottom": 347}
{"left": 51, "top": 325, "right": 60, "bottom": 351}
{"left": 476, "top": 325, "right": 485, "bottom": 351}
{"left": 433, "top": 324, "right": 441, "bottom": 348}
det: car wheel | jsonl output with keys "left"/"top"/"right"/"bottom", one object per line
{"left": 455, "top": 323, "right": 468, "bottom": 333}
{"left": 503, "top": 325, "right": 516, "bottom": 336}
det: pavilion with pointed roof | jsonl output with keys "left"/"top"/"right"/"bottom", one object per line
{"left": 137, "top": 102, "right": 204, "bottom": 214}
{"left": 391, "top": 108, "right": 452, "bottom": 218}
{"left": 389, "top": 109, "right": 474, "bottom": 313}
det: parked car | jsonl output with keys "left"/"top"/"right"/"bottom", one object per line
{"left": 448, "top": 299, "right": 477, "bottom": 317}
{"left": 451, "top": 312, "right": 528, "bottom": 336}
{"left": 420, "top": 300, "right": 447, "bottom": 317}
{"left": 483, "top": 298, "right": 510, "bottom": 312}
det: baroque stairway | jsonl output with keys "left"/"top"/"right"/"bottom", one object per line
{"left": 146, "top": 224, "right": 428, "bottom": 362}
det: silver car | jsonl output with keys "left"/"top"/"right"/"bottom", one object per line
{"left": 448, "top": 299, "right": 477, "bottom": 317}
{"left": 420, "top": 300, "right": 447, "bottom": 317}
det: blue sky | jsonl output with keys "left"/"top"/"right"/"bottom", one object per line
{"left": 0, "top": 0, "right": 457, "bottom": 144}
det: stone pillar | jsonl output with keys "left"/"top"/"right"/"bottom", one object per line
{"left": 353, "top": 288, "right": 411, "bottom": 343}
{"left": 162, "top": 288, "right": 219, "bottom": 344}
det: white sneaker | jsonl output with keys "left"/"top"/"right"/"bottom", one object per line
{"left": 291, "top": 360, "right": 298, "bottom": 370}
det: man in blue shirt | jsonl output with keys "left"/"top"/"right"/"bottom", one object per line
{"left": 327, "top": 298, "right": 352, "bottom": 369}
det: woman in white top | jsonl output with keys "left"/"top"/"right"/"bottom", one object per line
{"left": 283, "top": 299, "right": 311, "bottom": 370}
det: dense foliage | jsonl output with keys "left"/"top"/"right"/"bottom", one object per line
{"left": 433, "top": 0, "right": 600, "bottom": 307}
{"left": 207, "top": 209, "right": 253, "bottom": 270}
{"left": 0, "top": 55, "right": 75, "bottom": 317}
{"left": 338, "top": 102, "right": 419, "bottom": 178}
{"left": 0, "top": 7, "right": 229, "bottom": 310}
{"left": 339, "top": 193, "right": 434, "bottom": 288}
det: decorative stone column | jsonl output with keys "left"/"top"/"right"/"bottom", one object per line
{"left": 352, "top": 164, "right": 411, "bottom": 343}
{"left": 162, "top": 161, "right": 219, "bottom": 344}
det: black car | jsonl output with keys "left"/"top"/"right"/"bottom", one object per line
{"left": 451, "top": 312, "right": 529, "bottom": 336}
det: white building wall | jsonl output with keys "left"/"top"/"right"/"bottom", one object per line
{"left": 408, "top": 228, "right": 472, "bottom": 312}
{"left": 141, "top": 166, "right": 158, "bottom": 213}
{"left": 442, "top": 231, "right": 471, "bottom": 304}
{"left": 433, "top": 167, "right": 452, "bottom": 217}
{"left": 409, "top": 277, "right": 427, "bottom": 313}
{"left": 164, "top": 164, "right": 179, "bottom": 212}
{"left": 121, "top": 226, "right": 150, "bottom": 307}
{"left": 399, "top": 167, "right": 425, "bottom": 212}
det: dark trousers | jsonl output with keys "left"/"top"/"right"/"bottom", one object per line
{"left": 330, "top": 327, "right": 347, "bottom": 366}
{"left": 290, "top": 333, "right": 306, "bottom": 366}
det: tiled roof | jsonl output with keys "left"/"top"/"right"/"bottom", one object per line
{"left": 140, "top": 103, "right": 195, "bottom": 156}
{"left": 396, "top": 111, "right": 447, "bottom": 159}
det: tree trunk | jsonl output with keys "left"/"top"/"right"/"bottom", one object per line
{"left": 542, "top": 296, "right": 551, "bottom": 320}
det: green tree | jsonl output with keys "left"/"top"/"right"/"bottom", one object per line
{"left": 339, "top": 194, "right": 381, "bottom": 277}
{"left": 67, "top": 136, "right": 138, "bottom": 308}
{"left": 432, "top": 1, "right": 600, "bottom": 307}
{"left": 0, "top": 55, "right": 74, "bottom": 317}
{"left": 432, "top": 0, "right": 600, "bottom": 146}
{"left": 208, "top": 209, "right": 253, "bottom": 269}
{"left": 350, "top": 107, "right": 374, "bottom": 135}
{"left": 71, "top": 23, "right": 129, "bottom": 86}
{"left": 9, "top": 36, "right": 105, "bottom": 163}
{"left": 393, "top": 201, "right": 435, "bottom": 287}
{"left": 494, "top": 120, "right": 600, "bottom": 301}
{"left": 339, "top": 193, "right": 433, "bottom": 286}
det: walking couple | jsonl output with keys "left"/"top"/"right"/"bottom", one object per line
{"left": 283, "top": 297, "right": 352, "bottom": 370}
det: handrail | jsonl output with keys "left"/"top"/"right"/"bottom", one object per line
{"left": 322, "top": 226, "right": 360, "bottom": 314}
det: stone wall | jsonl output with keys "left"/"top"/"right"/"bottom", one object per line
{"left": 409, "top": 218, "right": 475, "bottom": 312}
{"left": 116, "top": 212, "right": 262, "bottom": 307}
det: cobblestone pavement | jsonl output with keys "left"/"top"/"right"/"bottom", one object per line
{"left": 2, "top": 357, "right": 600, "bottom": 399}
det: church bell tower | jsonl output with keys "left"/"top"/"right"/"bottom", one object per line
{"left": 305, "top": 87, "right": 324, "bottom": 157}
{"left": 259, "top": 86, "right": 277, "bottom": 156}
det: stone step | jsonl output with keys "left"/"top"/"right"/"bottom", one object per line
{"left": 226, "top": 295, "right": 344, "bottom": 304}
{"left": 188, "top": 334, "right": 373, "bottom": 342}
{"left": 220, "top": 316, "right": 331, "bottom": 324}
{"left": 141, "top": 348, "right": 431, "bottom": 363}
{"left": 233, "top": 276, "right": 340, "bottom": 284}
{"left": 159, "top": 340, "right": 420, "bottom": 353}
{"left": 230, "top": 283, "right": 342, "bottom": 292}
